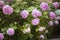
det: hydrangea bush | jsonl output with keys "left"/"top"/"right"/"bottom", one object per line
{"left": 0, "top": 0, "right": 60, "bottom": 40}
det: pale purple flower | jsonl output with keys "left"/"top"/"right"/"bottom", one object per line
{"left": 54, "top": 20, "right": 59, "bottom": 24}
{"left": 39, "top": 27, "right": 46, "bottom": 32}
{"left": 20, "top": 10, "right": 29, "bottom": 18}
{"left": 0, "top": 33, "right": 4, "bottom": 40}
{"left": 31, "top": 18, "right": 40, "bottom": 25}
{"left": 40, "top": 2, "right": 49, "bottom": 11}
{"left": 55, "top": 16, "right": 60, "bottom": 20}
{"left": 39, "top": 34, "right": 45, "bottom": 39}
{"left": 32, "top": 9, "right": 42, "bottom": 18}
{"left": 48, "top": 21, "right": 53, "bottom": 26}
{"left": 53, "top": 2, "right": 59, "bottom": 9}
{"left": 7, "top": 28, "right": 15, "bottom": 36}
{"left": 3, "top": 5, "right": 13, "bottom": 15}
{"left": 49, "top": 12, "right": 56, "bottom": 19}
{"left": 0, "top": 1, "right": 5, "bottom": 8}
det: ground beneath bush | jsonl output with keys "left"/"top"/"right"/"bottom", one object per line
{"left": 49, "top": 38, "right": 60, "bottom": 40}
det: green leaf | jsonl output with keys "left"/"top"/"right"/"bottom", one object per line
{"left": 28, "top": 33, "right": 33, "bottom": 38}
{"left": 9, "top": 23, "right": 18, "bottom": 30}
{"left": 27, "top": 6, "right": 35, "bottom": 12}
{"left": 1, "top": 27, "right": 8, "bottom": 34}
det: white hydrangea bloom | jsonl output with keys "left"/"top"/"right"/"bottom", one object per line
{"left": 39, "top": 27, "right": 46, "bottom": 32}
{"left": 54, "top": 20, "right": 59, "bottom": 24}
{"left": 25, "top": 27, "right": 31, "bottom": 33}
{"left": 23, "top": 27, "right": 31, "bottom": 34}
{"left": 45, "top": 30, "right": 48, "bottom": 33}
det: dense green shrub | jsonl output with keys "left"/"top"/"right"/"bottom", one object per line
{"left": 0, "top": 0, "right": 60, "bottom": 40}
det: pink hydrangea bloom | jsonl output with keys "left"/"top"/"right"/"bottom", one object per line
{"left": 0, "top": 1, "right": 5, "bottom": 8}
{"left": 7, "top": 28, "right": 15, "bottom": 36}
{"left": 53, "top": 2, "right": 59, "bottom": 9}
{"left": 0, "top": 33, "right": 4, "bottom": 40}
{"left": 49, "top": 12, "right": 56, "bottom": 19}
{"left": 20, "top": 10, "right": 29, "bottom": 18}
{"left": 31, "top": 18, "right": 40, "bottom": 25}
{"left": 32, "top": 9, "right": 42, "bottom": 18}
{"left": 40, "top": 2, "right": 49, "bottom": 11}
{"left": 48, "top": 21, "right": 53, "bottom": 26}
{"left": 39, "top": 34, "right": 45, "bottom": 39}
{"left": 3, "top": 5, "right": 13, "bottom": 15}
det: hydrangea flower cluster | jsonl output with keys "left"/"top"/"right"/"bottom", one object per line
{"left": 23, "top": 27, "right": 31, "bottom": 34}
{"left": 20, "top": 10, "right": 29, "bottom": 18}
{"left": 7, "top": 28, "right": 15, "bottom": 36}
{"left": 39, "top": 27, "right": 46, "bottom": 32}
{"left": 31, "top": 18, "right": 40, "bottom": 25}
{"left": 49, "top": 11, "right": 56, "bottom": 20}
{"left": 0, "top": 1, "right": 5, "bottom": 8}
{"left": 3, "top": 5, "right": 13, "bottom": 15}
{"left": 53, "top": 2, "right": 59, "bottom": 9}
{"left": 48, "top": 21, "right": 53, "bottom": 26}
{"left": 54, "top": 20, "right": 59, "bottom": 24}
{"left": 0, "top": 33, "right": 4, "bottom": 40}
{"left": 40, "top": 2, "right": 49, "bottom": 11}
{"left": 39, "top": 34, "right": 45, "bottom": 39}
{"left": 32, "top": 9, "right": 42, "bottom": 18}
